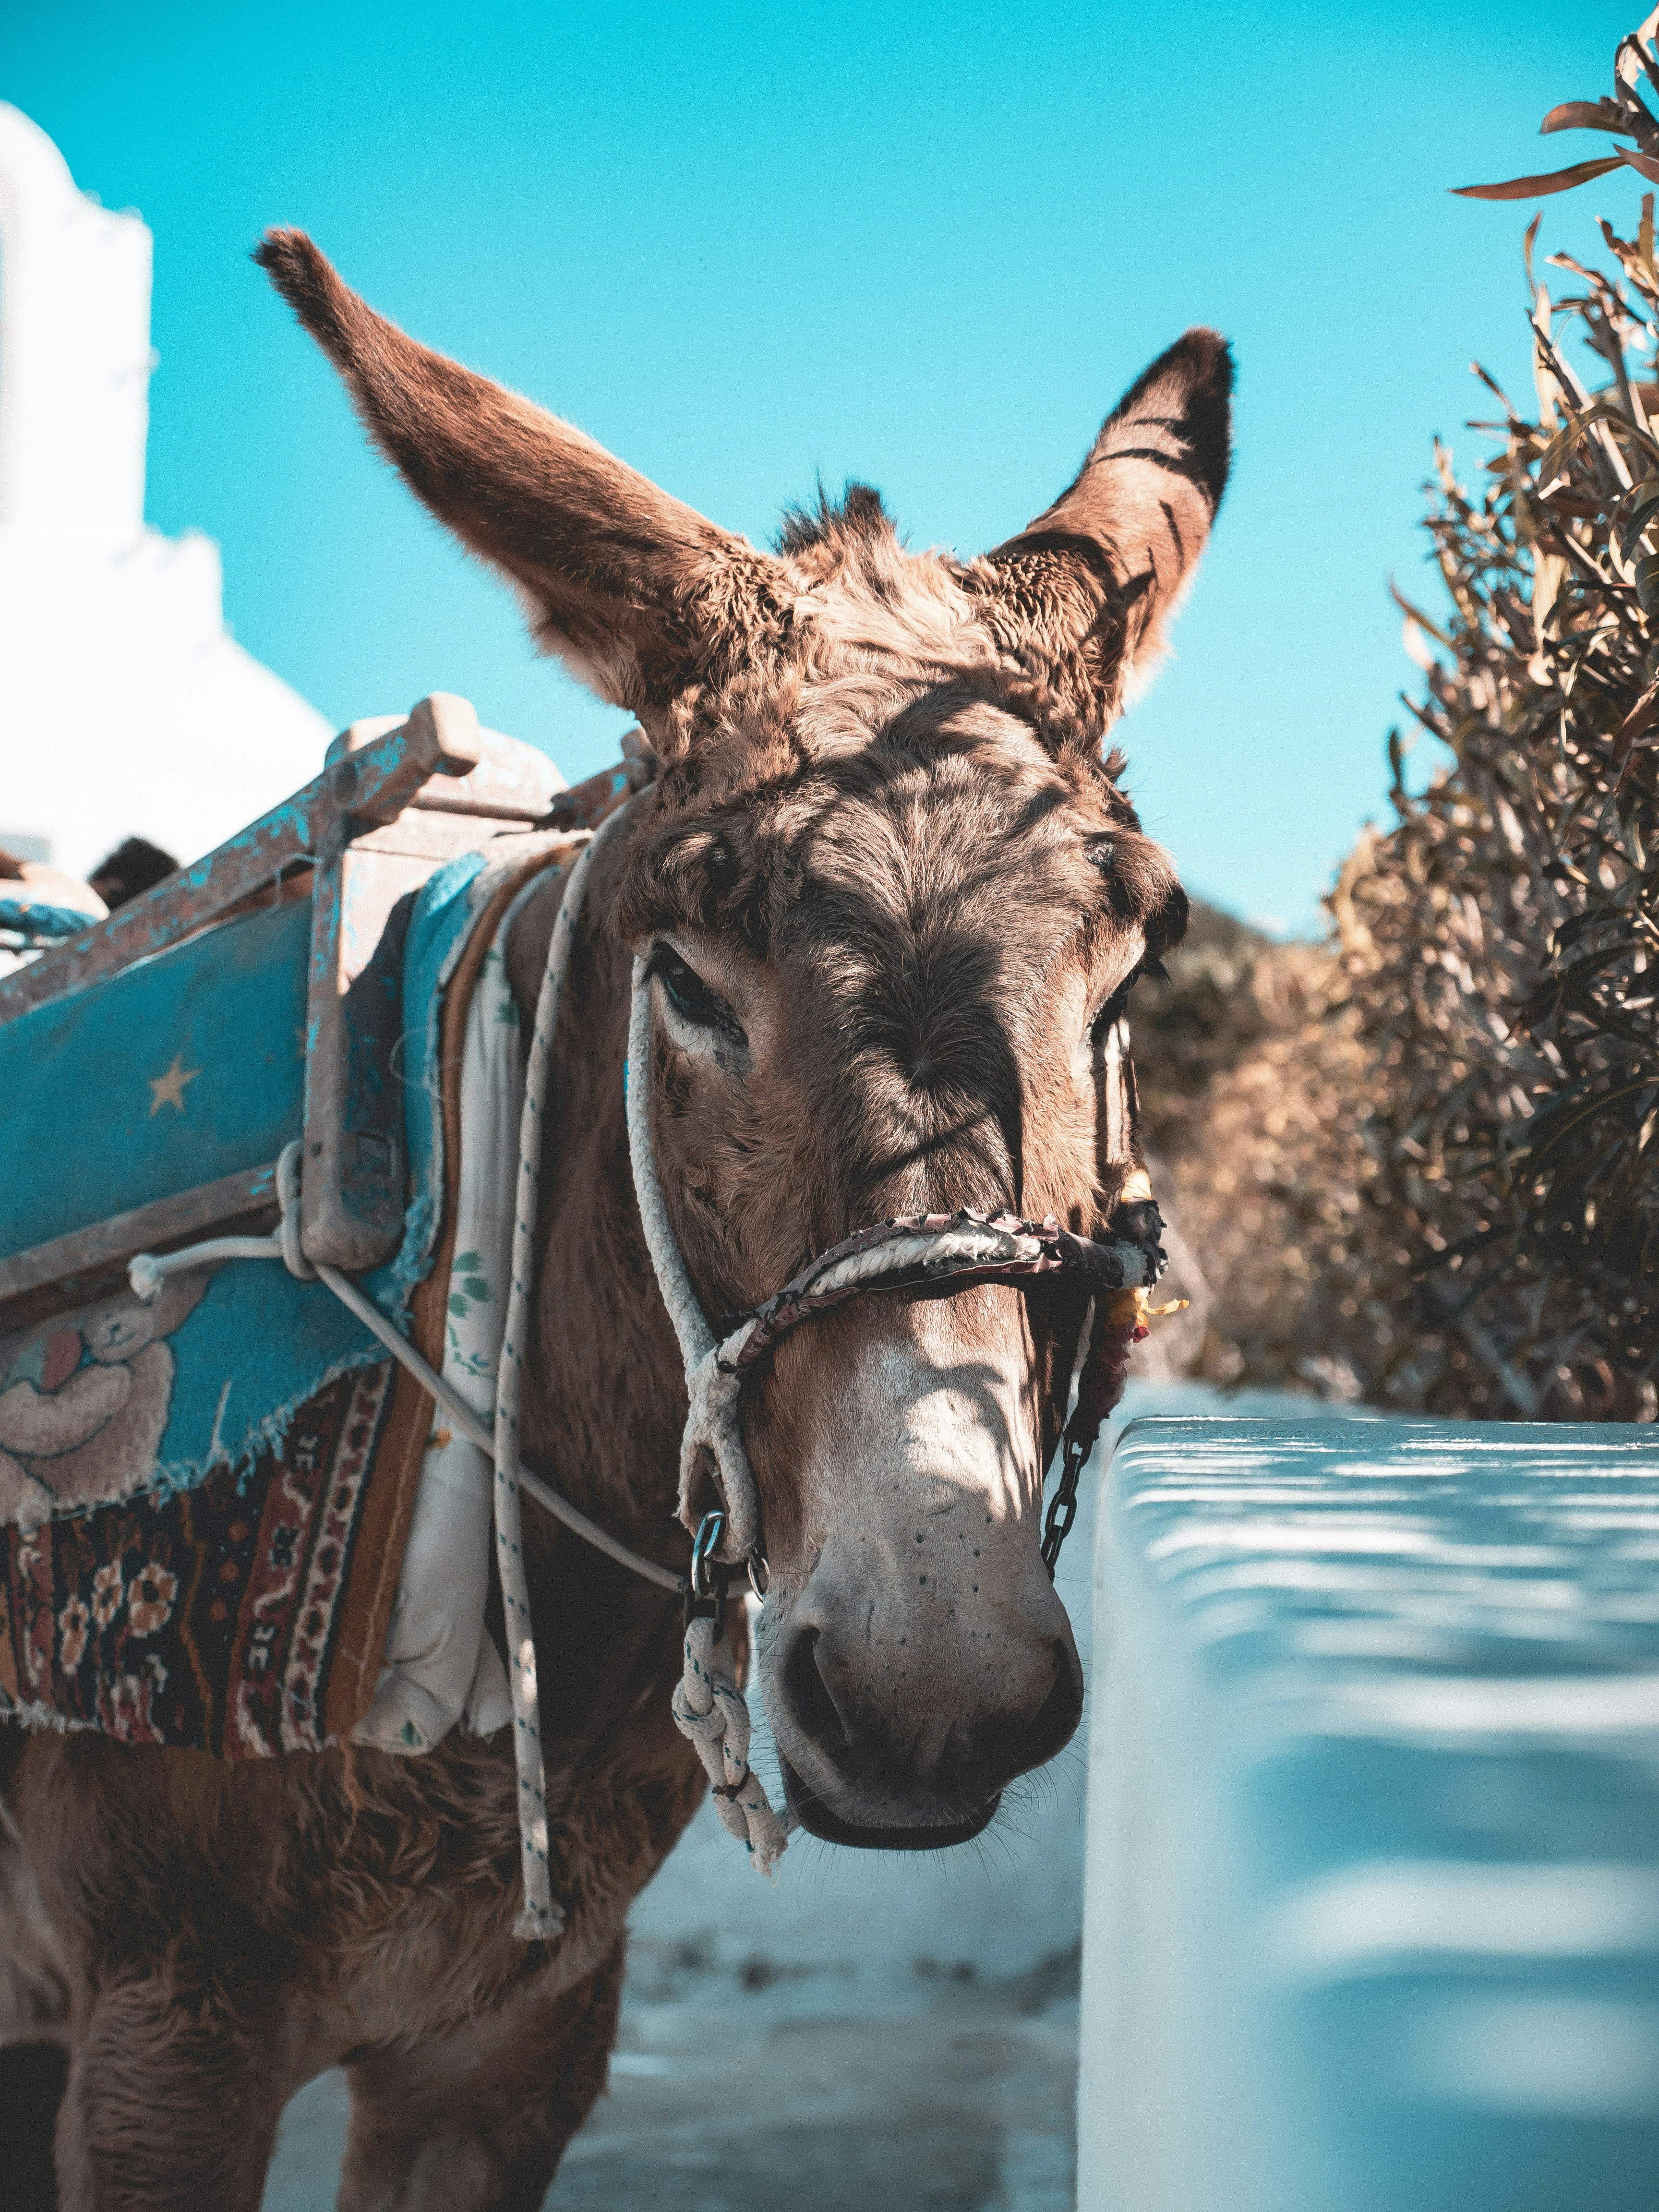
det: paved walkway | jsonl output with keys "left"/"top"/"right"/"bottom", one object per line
{"left": 267, "top": 1958, "right": 1079, "bottom": 2212}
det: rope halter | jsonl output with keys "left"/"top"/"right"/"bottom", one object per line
{"left": 626, "top": 949, "right": 1168, "bottom": 1571}
{"left": 624, "top": 948, "right": 1172, "bottom": 1880}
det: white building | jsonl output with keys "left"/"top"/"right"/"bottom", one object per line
{"left": 0, "top": 104, "right": 330, "bottom": 883}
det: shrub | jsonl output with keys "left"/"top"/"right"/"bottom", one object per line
{"left": 1137, "top": 16, "right": 1659, "bottom": 1419}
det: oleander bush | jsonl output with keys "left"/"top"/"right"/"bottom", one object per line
{"left": 1135, "top": 15, "right": 1659, "bottom": 1419}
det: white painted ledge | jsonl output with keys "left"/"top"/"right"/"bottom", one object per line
{"left": 1079, "top": 1417, "right": 1659, "bottom": 2212}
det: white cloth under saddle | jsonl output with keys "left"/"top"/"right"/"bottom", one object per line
{"left": 352, "top": 876, "right": 544, "bottom": 1756}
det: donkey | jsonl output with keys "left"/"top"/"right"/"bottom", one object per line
{"left": 0, "top": 229, "right": 1229, "bottom": 2210}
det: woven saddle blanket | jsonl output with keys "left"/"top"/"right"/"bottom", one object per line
{"left": 0, "top": 837, "right": 569, "bottom": 1758}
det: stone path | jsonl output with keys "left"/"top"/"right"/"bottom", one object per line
{"left": 266, "top": 1961, "right": 1079, "bottom": 2212}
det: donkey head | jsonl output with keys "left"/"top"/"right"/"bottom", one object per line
{"left": 259, "top": 231, "right": 1230, "bottom": 1848}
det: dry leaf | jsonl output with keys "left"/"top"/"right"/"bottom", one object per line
{"left": 1454, "top": 155, "right": 1624, "bottom": 200}
{"left": 1540, "top": 98, "right": 1636, "bottom": 135}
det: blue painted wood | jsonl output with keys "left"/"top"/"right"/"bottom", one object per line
{"left": 0, "top": 896, "right": 309, "bottom": 1255}
{"left": 1079, "top": 1417, "right": 1659, "bottom": 2212}
{"left": 0, "top": 701, "right": 478, "bottom": 1026}
{"left": 0, "top": 719, "right": 626, "bottom": 1493}
{"left": 0, "top": 788, "right": 321, "bottom": 1027}
{"left": 0, "top": 856, "right": 498, "bottom": 1491}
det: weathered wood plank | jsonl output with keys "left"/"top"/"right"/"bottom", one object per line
{"left": 0, "top": 1162, "right": 279, "bottom": 1331}
{"left": 299, "top": 838, "right": 424, "bottom": 1271}
{"left": 0, "top": 712, "right": 647, "bottom": 1288}
{"left": 543, "top": 750, "right": 655, "bottom": 831}
{"left": 0, "top": 699, "right": 478, "bottom": 1024}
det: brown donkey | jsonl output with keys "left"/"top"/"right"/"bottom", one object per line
{"left": 0, "top": 232, "right": 1230, "bottom": 2210}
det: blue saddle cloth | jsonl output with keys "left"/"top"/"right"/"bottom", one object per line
{"left": 0, "top": 855, "right": 492, "bottom": 1506}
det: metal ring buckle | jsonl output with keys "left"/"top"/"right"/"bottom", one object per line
{"left": 746, "top": 1552, "right": 770, "bottom": 1600}
{"left": 690, "top": 1509, "right": 726, "bottom": 1599}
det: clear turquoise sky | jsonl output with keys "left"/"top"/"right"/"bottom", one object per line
{"left": 8, "top": 0, "right": 1633, "bottom": 927}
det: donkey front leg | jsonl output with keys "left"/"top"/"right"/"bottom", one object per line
{"left": 54, "top": 1970, "right": 292, "bottom": 2212}
{"left": 336, "top": 1942, "right": 623, "bottom": 2212}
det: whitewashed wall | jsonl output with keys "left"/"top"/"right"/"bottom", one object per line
{"left": 1080, "top": 1415, "right": 1659, "bottom": 2212}
{"left": 0, "top": 106, "right": 330, "bottom": 882}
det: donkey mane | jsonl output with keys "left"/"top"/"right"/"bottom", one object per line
{"left": 772, "top": 480, "right": 894, "bottom": 560}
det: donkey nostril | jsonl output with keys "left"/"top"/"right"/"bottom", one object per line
{"left": 1008, "top": 1643, "right": 1083, "bottom": 1776}
{"left": 784, "top": 1626, "right": 849, "bottom": 1753}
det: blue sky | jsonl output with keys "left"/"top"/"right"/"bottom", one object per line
{"left": 9, "top": 0, "right": 1634, "bottom": 928}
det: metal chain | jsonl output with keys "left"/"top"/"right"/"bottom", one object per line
{"left": 1041, "top": 1430, "right": 1090, "bottom": 1578}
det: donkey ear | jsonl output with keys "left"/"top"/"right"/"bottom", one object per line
{"left": 973, "top": 329, "right": 1232, "bottom": 738}
{"left": 254, "top": 229, "right": 785, "bottom": 718}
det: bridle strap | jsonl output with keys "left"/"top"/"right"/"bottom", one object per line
{"left": 723, "top": 1202, "right": 1165, "bottom": 1384}
{"left": 626, "top": 951, "right": 1167, "bottom": 1570}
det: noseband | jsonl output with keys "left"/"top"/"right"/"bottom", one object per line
{"left": 624, "top": 958, "right": 1169, "bottom": 1581}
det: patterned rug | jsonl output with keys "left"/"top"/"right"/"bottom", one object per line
{"left": 0, "top": 1361, "right": 434, "bottom": 1755}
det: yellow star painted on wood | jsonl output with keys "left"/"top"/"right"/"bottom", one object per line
{"left": 148, "top": 1052, "right": 201, "bottom": 1116}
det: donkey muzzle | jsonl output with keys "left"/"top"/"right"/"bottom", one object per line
{"left": 763, "top": 1531, "right": 1083, "bottom": 1849}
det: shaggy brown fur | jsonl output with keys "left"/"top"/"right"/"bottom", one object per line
{"left": 0, "top": 232, "right": 1229, "bottom": 2209}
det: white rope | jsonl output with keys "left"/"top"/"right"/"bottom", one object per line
{"left": 130, "top": 1142, "right": 315, "bottom": 1302}
{"left": 132, "top": 1146, "right": 680, "bottom": 1595}
{"left": 129, "top": 817, "right": 667, "bottom": 1942}
{"left": 303, "top": 1257, "right": 680, "bottom": 1587}
{"left": 804, "top": 1226, "right": 1043, "bottom": 1298}
{"left": 625, "top": 966, "right": 764, "bottom": 1560}
{"left": 625, "top": 955, "right": 793, "bottom": 1875}
{"left": 673, "top": 1614, "right": 789, "bottom": 1879}
{"left": 493, "top": 811, "right": 635, "bottom": 1937}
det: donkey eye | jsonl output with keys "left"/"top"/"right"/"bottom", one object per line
{"left": 649, "top": 945, "right": 745, "bottom": 1042}
{"left": 1089, "top": 966, "right": 1146, "bottom": 1041}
